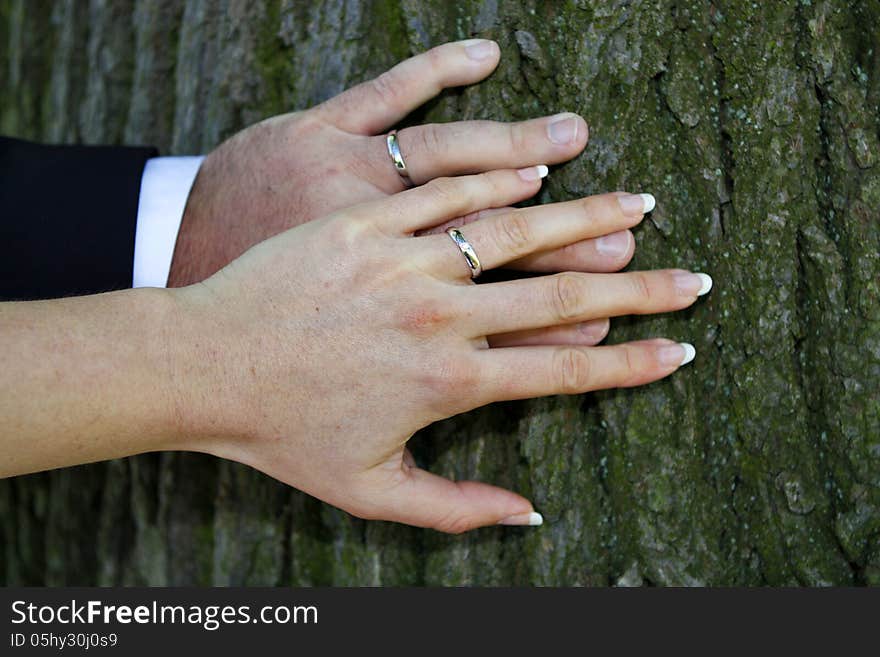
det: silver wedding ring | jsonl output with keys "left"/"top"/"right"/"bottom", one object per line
{"left": 446, "top": 228, "right": 482, "bottom": 279}
{"left": 386, "top": 130, "right": 411, "bottom": 183}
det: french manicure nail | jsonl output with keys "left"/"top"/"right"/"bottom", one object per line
{"left": 464, "top": 39, "right": 497, "bottom": 60}
{"left": 673, "top": 271, "right": 712, "bottom": 296}
{"left": 680, "top": 342, "right": 696, "bottom": 365}
{"left": 547, "top": 113, "right": 579, "bottom": 144}
{"left": 498, "top": 511, "right": 543, "bottom": 526}
{"left": 695, "top": 272, "right": 712, "bottom": 295}
{"left": 618, "top": 193, "right": 655, "bottom": 216}
{"left": 658, "top": 342, "right": 695, "bottom": 367}
{"left": 517, "top": 165, "right": 549, "bottom": 181}
{"left": 595, "top": 230, "right": 630, "bottom": 257}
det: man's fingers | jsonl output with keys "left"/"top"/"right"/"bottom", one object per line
{"left": 509, "top": 230, "right": 636, "bottom": 273}
{"left": 415, "top": 206, "right": 513, "bottom": 237}
{"left": 487, "top": 318, "right": 610, "bottom": 348}
{"left": 418, "top": 192, "right": 652, "bottom": 278}
{"left": 317, "top": 40, "right": 501, "bottom": 135}
{"left": 373, "top": 168, "right": 546, "bottom": 234}
{"left": 375, "top": 466, "right": 540, "bottom": 533}
{"left": 461, "top": 269, "right": 713, "bottom": 336}
{"left": 387, "top": 113, "right": 588, "bottom": 185}
{"left": 478, "top": 338, "right": 697, "bottom": 401}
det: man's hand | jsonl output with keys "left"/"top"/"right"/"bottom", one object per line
{"left": 167, "top": 39, "right": 627, "bottom": 288}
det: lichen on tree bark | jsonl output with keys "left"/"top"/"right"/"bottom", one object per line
{"left": 1, "top": 0, "right": 878, "bottom": 586}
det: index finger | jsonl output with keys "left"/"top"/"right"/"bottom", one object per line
{"left": 316, "top": 40, "right": 501, "bottom": 135}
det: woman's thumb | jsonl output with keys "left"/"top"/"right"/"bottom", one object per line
{"left": 377, "top": 465, "right": 542, "bottom": 533}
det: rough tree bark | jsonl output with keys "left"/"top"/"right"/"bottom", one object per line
{"left": 1, "top": 0, "right": 878, "bottom": 586}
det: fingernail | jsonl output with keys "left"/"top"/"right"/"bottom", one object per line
{"left": 673, "top": 271, "right": 712, "bottom": 296}
{"left": 696, "top": 272, "right": 712, "bottom": 295}
{"left": 498, "top": 511, "right": 543, "bottom": 526}
{"left": 578, "top": 319, "right": 610, "bottom": 341}
{"left": 618, "top": 193, "right": 655, "bottom": 215}
{"left": 595, "top": 230, "right": 630, "bottom": 257}
{"left": 464, "top": 39, "right": 497, "bottom": 60}
{"left": 680, "top": 342, "right": 696, "bottom": 365}
{"left": 658, "top": 342, "right": 695, "bottom": 367}
{"left": 517, "top": 164, "right": 549, "bottom": 181}
{"left": 547, "top": 113, "right": 579, "bottom": 144}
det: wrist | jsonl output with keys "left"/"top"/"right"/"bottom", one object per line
{"left": 158, "top": 283, "right": 250, "bottom": 456}
{"left": 135, "top": 286, "right": 201, "bottom": 452}
{"left": 166, "top": 180, "right": 207, "bottom": 288}
{"left": 167, "top": 151, "right": 227, "bottom": 288}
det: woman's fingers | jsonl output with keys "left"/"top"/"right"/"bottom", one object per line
{"left": 317, "top": 40, "right": 501, "bottom": 135}
{"left": 461, "top": 269, "right": 713, "bottom": 336}
{"left": 420, "top": 214, "right": 635, "bottom": 274}
{"left": 418, "top": 192, "right": 653, "bottom": 277}
{"left": 477, "top": 338, "right": 697, "bottom": 402}
{"left": 371, "top": 465, "right": 540, "bottom": 533}
{"left": 487, "top": 318, "right": 610, "bottom": 348}
{"left": 387, "top": 113, "right": 588, "bottom": 185}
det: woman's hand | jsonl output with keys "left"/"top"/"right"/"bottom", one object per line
{"left": 168, "top": 39, "right": 611, "bottom": 286}
{"left": 171, "top": 168, "right": 711, "bottom": 533}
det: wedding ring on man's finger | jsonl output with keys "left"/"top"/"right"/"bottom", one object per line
{"left": 386, "top": 130, "right": 411, "bottom": 184}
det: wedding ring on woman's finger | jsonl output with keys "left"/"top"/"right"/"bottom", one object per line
{"left": 424, "top": 192, "right": 650, "bottom": 277}
{"left": 446, "top": 227, "right": 482, "bottom": 279}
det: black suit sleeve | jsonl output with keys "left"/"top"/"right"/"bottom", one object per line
{"left": 0, "top": 137, "right": 158, "bottom": 301}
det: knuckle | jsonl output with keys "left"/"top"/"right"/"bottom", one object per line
{"left": 433, "top": 512, "right": 472, "bottom": 535}
{"left": 425, "top": 176, "right": 453, "bottom": 200}
{"left": 629, "top": 272, "right": 653, "bottom": 303}
{"left": 483, "top": 169, "right": 509, "bottom": 200}
{"left": 446, "top": 357, "right": 480, "bottom": 393}
{"left": 324, "top": 215, "right": 366, "bottom": 249}
{"left": 424, "top": 45, "right": 445, "bottom": 71}
{"left": 289, "top": 111, "right": 322, "bottom": 138}
{"left": 554, "top": 347, "right": 592, "bottom": 394}
{"left": 421, "top": 354, "right": 480, "bottom": 401}
{"left": 621, "top": 346, "right": 638, "bottom": 385}
{"left": 427, "top": 176, "right": 468, "bottom": 208}
{"left": 414, "top": 123, "right": 446, "bottom": 158}
{"left": 579, "top": 197, "right": 599, "bottom": 227}
{"left": 507, "top": 122, "right": 529, "bottom": 154}
{"left": 370, "top": 70, "right": 404, "bottom": 110}
{"left": 550, "top": 273, "right": 587, "bottom": 322}
{"left": 398, "top": 299, "right": 451, "bottom": 337}
{"left": 495, "top": 211, "right": 532, "bottom": 256}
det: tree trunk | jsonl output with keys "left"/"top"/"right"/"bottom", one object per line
{"left": 1, "top": 0, "right": 878, "bottom": 586}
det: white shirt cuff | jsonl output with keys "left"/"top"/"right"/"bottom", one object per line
{"left": 133, "top": 156, "right": 205, "bottom": 288}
